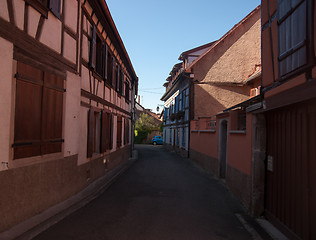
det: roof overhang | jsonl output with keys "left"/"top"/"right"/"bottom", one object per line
{"left": 90, "top": 0, "right": 138, "bottom": 85}
{"left": 223, "top": 95, "right": 262, "bottom": 113}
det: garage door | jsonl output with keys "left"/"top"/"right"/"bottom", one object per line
{"left": 265, "top": 100, "right": 316, "bottom": 240}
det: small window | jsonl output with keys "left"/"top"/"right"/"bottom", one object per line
{"left": 230, "top": 109, "right": 246, "bottom": 131}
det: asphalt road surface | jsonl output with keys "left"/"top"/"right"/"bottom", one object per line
{"left": 34, "top": 145, "right": 267, "bottom": 240}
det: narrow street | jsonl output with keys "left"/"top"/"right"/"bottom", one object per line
{"left": 34, "top": 145, "right": 267, "bottom": 240}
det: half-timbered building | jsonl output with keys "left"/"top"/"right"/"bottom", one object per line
{"left": 260, "top": 0, "right": 316, "bottom": 239}
{"left": 0, "top": 0, "right": 137, "bottom": 236}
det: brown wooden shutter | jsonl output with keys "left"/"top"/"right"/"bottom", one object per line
{"left": 109, "top": 113, "right": 113, "bottom": 149}
{"left": 103, "top": 44, "right": 108, "bottom": 80}
{"left": 49, "top": 0, "right": 61, "bottom": 18}
{"left": 14, "top": 73, "right": 42, "bottom": 159}
{"left": 107, "top": 51, "right": 112, "bottom": 85}
{"left": 127, "top": 119, "right": 130, "bottom": 144}
{"left": 125, "top": 82, "right": 129, "bottom": 101}
{"left": 89, "top": 25, "right": 96, "bottom": 69}
{"left": 117, "top": 116, "right": 122, "bottom": 148}
{"left": 124, "top": 118, "right": 129, "bottom": 145}
{"left": 100, "top": 111, "right": 107, "bottom": 153}
{"left": 95, "top": 37, "right": 102, "bottom": 75}
{"left": 87, "top": 108, "right": 94, "bottom": 157}
{"left": 41, "top": 72, "right": 63, "bottom": 155}
{"left": 116, "top": 65, "right": 120, "bottom": 92}
{"left": 120, "top": 71, "right": 124, "bottom": 95}
{"left": 112, "top": 57, "right": 116, "bottom": 86}
{"left": 14, "top": 62, "right": 64, "bottom": 159}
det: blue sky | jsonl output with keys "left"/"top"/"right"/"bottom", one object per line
{"left": 106, "top": 0, "right": 261, "bottom": 113}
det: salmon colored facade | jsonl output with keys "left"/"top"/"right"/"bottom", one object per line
{"left": 189, "top": 6, "right": 262, "bottom": 212}
{"left": 0, "top": 0, "right": 137, "bottom": 236}
{"left": 261, "top": 0, "right": 316, "bottom": 239}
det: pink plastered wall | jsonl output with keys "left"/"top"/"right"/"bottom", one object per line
{"left": 190, "top": 125, "right": 218, "bottom": 159}
{"left": 226, "top": 113, "right": 253, "bottom": 175}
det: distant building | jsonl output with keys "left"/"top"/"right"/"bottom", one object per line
{"left": 135, "top": 102, "right": 162, "bottom": 144}
{"left": 0, "top": 0, "right": 137, "bottom": 235}
{"left": 161, "top": 42, "right": 215, "bottom": 157}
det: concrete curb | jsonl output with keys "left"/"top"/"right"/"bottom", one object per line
{"left": 0, "top": 150, "right": 138, "bottom": 240}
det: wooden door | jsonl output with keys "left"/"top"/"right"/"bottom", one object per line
{"left": 265, "top": 99, "right": 316, "bottom": 240}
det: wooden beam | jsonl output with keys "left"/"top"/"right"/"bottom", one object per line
{"left": 0, "top": 17, "right": 77, "bottom": 73}
{"left": 81, "top": 89, "right": 131, "bottom": 116}
{"left": 35, "top": 15, "right": 45, "bottom": 40}
{"left": 7, "top": 0, "right": 15, "bottom": 25}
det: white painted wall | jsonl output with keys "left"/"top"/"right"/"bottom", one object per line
{"left": 64, "top": 71, "right": 81, "bottom": 158}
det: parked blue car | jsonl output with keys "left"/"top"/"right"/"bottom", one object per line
{"left": 152, "top": 136, "right": 163, "bottom": 145}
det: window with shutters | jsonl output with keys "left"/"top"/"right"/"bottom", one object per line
{"left": 175, "top": 96, "right": 179, "bottom": 113}
{"left": 13, "top": 62, "right": 64, "bottom": 159}
{"left": 89, "top": 25, "right": 111, "bottom": 83}
{"left": 111, "top": 57, "right": 116, "bottom": 86}
{"left": 87, "top": 109, "right": 113, "bottom": 157}
{"left": 278, "top": 0, "right": 312, "bottom": 78}
{"left": 124, "top": 118, "right": 130, "bottom": 145}
{"left": 114, "top": 64, "right": 119, "bottom": 92}
{"left": 87, "top": 109, "right": 99, "bottom": 157}
{"left": 107, "top": 50, "right": 113, "bottom": 86}
{"left": 119, "top": 69, "right": 124, "bottom": 95}
{"left": 117, "top": 116, "right": 122, "bottom": 148}
{"left": 95, "top": 36, "right": 103, "bottom": 76}
{"left": 125, "top": 81, "right": 130, "bottom": 102}
{"left": 182, "top": 128, "right": 185, "bottom": 147}
{"left": 24, "top": 0, "right": 61, "bottom": 19}
{"left": 89, "top": 25, "right": 97, "bottom": 70}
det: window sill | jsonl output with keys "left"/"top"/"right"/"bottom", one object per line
{"left": 279, "top": 63, "right": 312, "bottom": 82}
{"left": 191, "top": 130, "right": 216, "bottom": 133}
{"left": 10, "top": 151, "right": 64, "bottom": 169}
{"left": 229, "top": 130, "right": 246, "bottom": 134}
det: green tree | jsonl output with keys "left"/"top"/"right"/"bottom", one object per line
{"left": 135, "top": 113, "right": 160, "bottom": 144}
